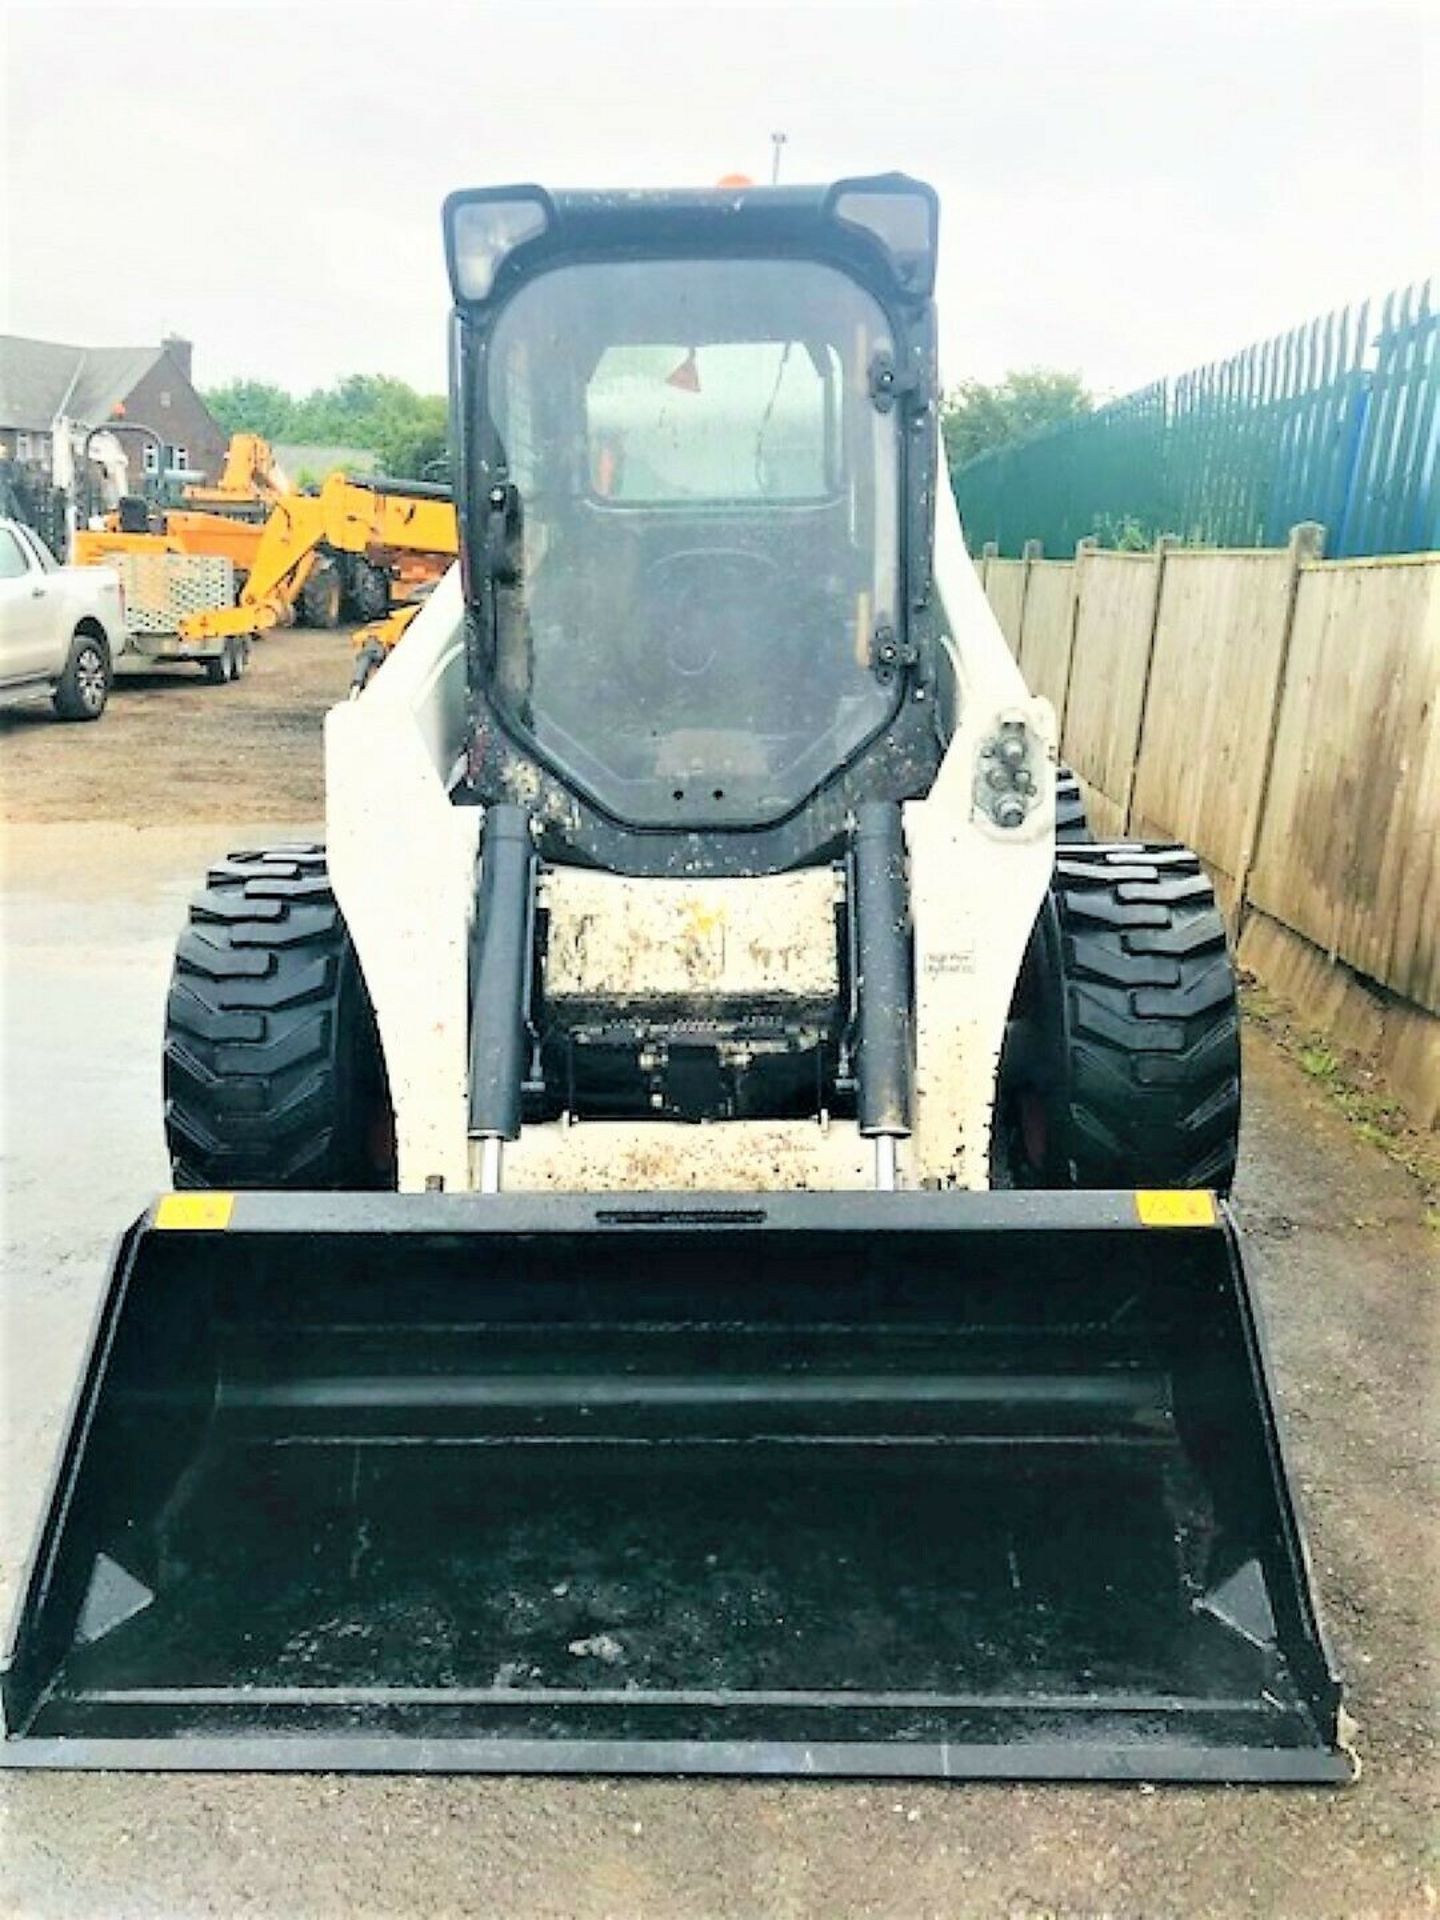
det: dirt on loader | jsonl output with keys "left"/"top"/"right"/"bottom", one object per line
{"left": 0, "top": 627, "right": 347, "bottom": 828}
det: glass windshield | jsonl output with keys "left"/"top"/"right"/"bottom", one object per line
{"left": 483, "top": 258, "right": 901, "bottom": 827}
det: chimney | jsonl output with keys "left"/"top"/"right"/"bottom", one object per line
{"left": 162, "top": 334, "right": 193, "bottom": 381}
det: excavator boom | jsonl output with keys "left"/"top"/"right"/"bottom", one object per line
{"left": 181, "top": 433, "right": 288, "bottom": 512}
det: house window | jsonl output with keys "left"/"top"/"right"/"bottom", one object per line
{"left": 16, "top": 432, "right": 31, "bottom": 460}
{"left": 142, "top": 442, "right": 159, "bottom": 475}
{"left": 172, "top": 445, "right": 189, "bottom": 474}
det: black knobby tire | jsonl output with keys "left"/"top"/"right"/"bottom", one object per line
{"left": 164, "top": 844, "right": 395, "bottom": 1189}
{"left": 52, "top": 629, "right": 112, "bottom": 721}
{"left": 1001, "top": 843, "right": 1241, "bottom": 1192}
{"left": 349, "top": 560, "right": 390, "bottom": 622}
{"left": 1055, "top": 764, "right": 1093, "bottom": 844}
{"left": 298, "top": 559, "right": 342, "bottom": 630}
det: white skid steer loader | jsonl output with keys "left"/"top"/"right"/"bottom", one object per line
{"left": 2, "top": 176, "right": 1349, "bottom": 1782}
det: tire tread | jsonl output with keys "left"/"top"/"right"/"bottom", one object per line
{"left": 163, "top": 843, "right": 390, "bottom": 1189}
{"left": 1050, "top": 844, "right": 1241, "bottom": 1192}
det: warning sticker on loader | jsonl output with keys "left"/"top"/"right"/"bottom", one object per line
{"left": 155, "top": 1193, "right": 235, "bottom": 1231}
{"left": 1135, "top": 1190, "right": 1218, "bottom": 1228}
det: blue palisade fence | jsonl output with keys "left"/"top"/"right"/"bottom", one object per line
{"left": 953, "top": 280, "right": 1437, "bottom": 558}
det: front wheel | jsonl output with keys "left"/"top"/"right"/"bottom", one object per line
{"left": 164, "top": 844, "right": 396, "bottom": 1189}
{"left": 52, "top": 630, "right": 112, "bottom": 721}
{"left": 298, "top": 560, "right": 343, "bottom": 630}
{"left": 997, "top": 843, "right": 1241, "bottom": 1193}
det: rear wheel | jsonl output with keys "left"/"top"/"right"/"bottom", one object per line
{"left": 348, "top": 560, "right": 390, "bottom": 622}
{"left": 202, "top": 639, "right": 236, "bottom": 685}
{"left": 52, "top": 630, "right": 112, "bottom": 721}
{"left": 164, "top": 844, "right": 395, "bottom": 1189}
{"left": 998, "top": 844, "right": 1241, "bottom": 1192}
{"left": 1055, "top": 764, "right": 1093, "bottom": 844}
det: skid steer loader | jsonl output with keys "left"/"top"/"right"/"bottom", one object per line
{"left": 1, "top": 176, "right": 1349, "bottom": 1780}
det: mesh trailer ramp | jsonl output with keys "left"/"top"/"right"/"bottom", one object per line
{"left": 1, "top": 1189, "right": 1350, "bottom": 1780}
{"left": 109, "top": 551, "right": 236, "bottom": 667}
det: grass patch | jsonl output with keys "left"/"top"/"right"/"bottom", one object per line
{"left": 1298, "top": 1042, "right": 1341, "bottom": 1082}
{"left": 1240, "top": 979, "right": 1439, "bottom": 1221}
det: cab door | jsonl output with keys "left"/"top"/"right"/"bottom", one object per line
{"left": 0, "top": 524, "right": 56, "bottom": 681}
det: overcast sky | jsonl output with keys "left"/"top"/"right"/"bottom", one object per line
{"left": 2, "top": 0, "right": 1434, "bottom": 400}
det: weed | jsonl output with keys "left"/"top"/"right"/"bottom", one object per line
{"left": 1239, "top": 983, "right": 1439, "bottom": 1215}
{"left": 1299, "top": 1043, "right": 1340, "bottom": 1081}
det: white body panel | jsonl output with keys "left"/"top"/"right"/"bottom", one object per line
{"left": 327, "top": 487, "right": 1053, "bottom": 1194}
{"left": 325, "top": 569, "right": 480, "bottom": 1193}
{"left": 902, "top": 482, "right": 1055, "bottom": 1187}
{"left": 0, "top": 519, "right": 125, "bottom": 706}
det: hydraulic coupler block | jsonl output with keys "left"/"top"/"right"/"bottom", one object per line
{"left": 974, "top": 710, "right": 1046, "bottom": 830}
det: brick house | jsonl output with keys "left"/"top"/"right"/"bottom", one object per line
{"left": 0, "top": 333, "right": 227, "bottom": 544}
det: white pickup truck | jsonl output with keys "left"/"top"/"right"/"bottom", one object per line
{"left": 0, "top": 517, "right": 124, "bottom": 721}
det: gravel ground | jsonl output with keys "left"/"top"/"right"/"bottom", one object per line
{"left": 0, "top": 631, "right": 1435, "bottom": 1917}
{"left": 0, "top": 625, "right": 344, "bottom": 825}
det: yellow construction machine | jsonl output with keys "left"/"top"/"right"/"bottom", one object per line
{"left": 349, "top": 598, "right": 425, "bottom": 691}
{"left": 177, "top": 470, "right": 456, "bottom": 642}
{"left": 73, "top": 430, "right": 287, "bottom": 563}
{"left": 178, "top": 432, "right": 288, "bottom": 516}
{"left": 73, "top": 433, "right": 456, "bottom": 635}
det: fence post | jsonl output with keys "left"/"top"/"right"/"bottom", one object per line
{"left": 1057, "top": 537, "right": 1096, "bottom": 749}
{"left": 1016, "top": 539, "right": 1042, "bottom": 677}
{"left": 1121, "top": 534, "right": 1179, "bottom": 837}
{"left": 976, "top": 539, "right": 998, "bottom": 593}
{"left": 1233, "top": 519, "right": 1326, "bottom": 931}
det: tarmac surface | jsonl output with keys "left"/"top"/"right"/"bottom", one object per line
{"left": 0, "top": 640, "right": 1436, "bottom": 1917}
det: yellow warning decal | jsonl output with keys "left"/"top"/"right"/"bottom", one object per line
{"left": 154, "top": 1192, "right": 235, "bottom": 1231}
{"left": 1135, "top": 1190, "right": 1218, "bottom": 1228}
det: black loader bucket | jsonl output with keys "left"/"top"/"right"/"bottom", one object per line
{"left": 2, "top": 1190, "right": 1350, "bottom": 1780}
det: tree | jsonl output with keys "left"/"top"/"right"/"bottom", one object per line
{"left": 373, "top": 394, "right": 449, "bottom": 480}
{"left": 201, "top": 375, "right": 450, "bottom": 480}
{"left": 941, "top": 369, "right": 1093, "bottom": 474}
{"left": 205, "top": 379, "right": 295, "bottom": 442}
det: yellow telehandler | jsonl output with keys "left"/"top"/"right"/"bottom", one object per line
{"left": 176, "top": 470, "right": 456, "bottom": 640}
{"left": 74, "top": 434, "right": 454, "bottom": 632}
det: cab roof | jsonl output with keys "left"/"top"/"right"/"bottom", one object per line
{"left": 443, "top": 173, "right": 938, "bottom": 313}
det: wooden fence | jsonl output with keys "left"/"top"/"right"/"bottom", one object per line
{"left": 975, "top": 531, "right": 1440, "bottom": 1126}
